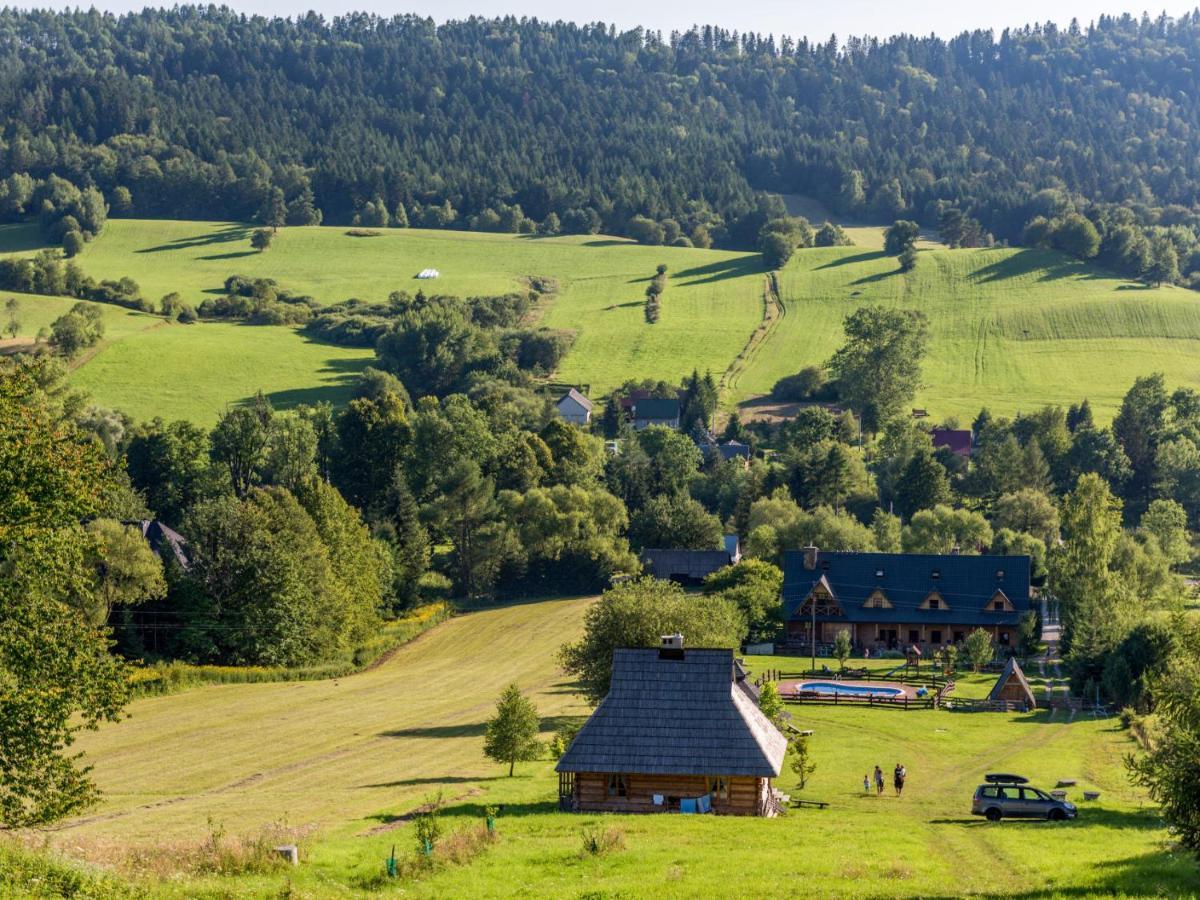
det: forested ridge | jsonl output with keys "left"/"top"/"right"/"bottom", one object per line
{"left": 4, "top": 7, "right": 1200, "bottom": 246}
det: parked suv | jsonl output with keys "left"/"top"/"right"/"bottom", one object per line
{"left": 971, "top": 774, "right": 1077, "bottom": 822}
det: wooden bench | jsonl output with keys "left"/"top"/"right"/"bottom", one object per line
{"left": 791, "top": 799, "right": 830, "bottom": 809}
{"left": 1083, "top": 791, "right": 1101, "bottom": 801}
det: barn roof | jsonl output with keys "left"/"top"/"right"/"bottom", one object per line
{"left": 931, "top": 428, "right": 973, "bottom": 457}
{"left": 633, "top": 398, "right": 681, "bottom": 420}
{"left": 557, "top": 388, "right": 593, "bottom": 411}
{"left": 782, "top": 551, "right": 1031, "bottom": 626}
{"left": 555, "top": 647, "right": 787, "bottom": 777}
{"left": 988, "top": 656, "right": 1037, "bottom": 707}
{"left": 125, "top": 519, "right": 190, "bottom": 570}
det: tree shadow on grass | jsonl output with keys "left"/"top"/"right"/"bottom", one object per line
{"left": 815, "top": 250, "right": 887, "bottom": 269}
{"left": 970, "top": 249, "right": 1112, "bottom": 285}
{"left": 952, "top": 849, "right": 1200, "bottom": 899}
{"left": 851, "top": 267, "right": 903, "bottom": 285}
{"left": 358, "top": 775, "right": 507, "bottom": 789}
{"left": 0, "top": 222, "right": 52, "bottom": 254}
{"left": 380, "top": 723, "right": 488, "bottom": 739}
{"left": 582, "top": 239, "right": 631, "bottom": 248}
{"left": 198, "top": 250, "right": 259, "bottom": 261}
{"left": 440, "top": 800, "right": 559, "bottom": 819}
{"left": 674, "top": 255, "right": 764, "bottom": 285}
{"left": 135, "top": 224, "right": 251, "bottom": 254}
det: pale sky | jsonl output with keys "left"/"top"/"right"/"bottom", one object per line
{"left": 61, "top": 0, "right": 1196, "bottom": 41}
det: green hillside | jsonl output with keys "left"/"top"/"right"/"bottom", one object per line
{"left": 0, "top": 293, "right": 374, "bottom": 424}
{"left": 4, "top": 221, "right": 1200, "bottom": 425}
{"left": 737, "top": 245, "right": 1200, "bottom": 422}
{"left": 38, "top": 597, "right": 1199, "bottom": 898}
{"left": 0, "top": 219, "right": 767, "bottom": 416}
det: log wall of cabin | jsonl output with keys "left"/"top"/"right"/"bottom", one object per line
{"left": 572, "top": 772, "right": 765, "bottom": 815}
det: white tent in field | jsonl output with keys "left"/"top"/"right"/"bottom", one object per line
{"left": 416, "top": 268, "right": 440, "bottom": 279}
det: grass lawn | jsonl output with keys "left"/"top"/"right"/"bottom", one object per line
{"left": 0, "top": 293, "right": 373, "bottom": 424}
{"left": 0, "top": 220, "right": 768, "bottom": 403}
{"left": 7, "top": 220, "right": 1200, "bottom": 426}
{"left": 736, "top": 245, "right": 1200, "bottom": 423}
{"left": 34, "top": 597, "right": 1199, "bottom": 898}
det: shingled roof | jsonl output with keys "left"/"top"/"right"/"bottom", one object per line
{"left": 557, "top": 387, "right": 593, "bottom": 411}
{"left": 782, "top": 550, "right": 1031, "bottom": 627}
{"left": 988, "top": 656, "right": 1037, "bottom": 707}
{"left": 125, "top": 519, "right": 190, "bottom": 570}
{"left": 555, "top": 647, "right": 787, "bottom": 777}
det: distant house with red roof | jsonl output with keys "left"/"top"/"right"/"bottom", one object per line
{"left": 931, "top": 427, "right": 973, "bottom": 458}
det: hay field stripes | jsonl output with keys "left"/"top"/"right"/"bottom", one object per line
{"left": 46, "top": 595, "right": 1200, "bottom": 898}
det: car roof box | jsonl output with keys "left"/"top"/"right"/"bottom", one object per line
{"left": 984, "top": 773, "right": 1029, "bottom": 784}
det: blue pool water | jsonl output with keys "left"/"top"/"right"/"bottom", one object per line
{"left": 798, "top": 681, "right": 904, "bottom": 697}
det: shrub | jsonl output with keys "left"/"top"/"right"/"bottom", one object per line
{"left": 579, "top": 822, "right": 625, "bottom": 857}
{"left": 771, "top": 366, "right": 829, "bottom": 402}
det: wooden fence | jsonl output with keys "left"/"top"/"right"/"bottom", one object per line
{"left": 942, "top": 696, "right": 1030, "bottom": 713}
{"left": 779, "top": 681, "right": 956, "bottom": 711}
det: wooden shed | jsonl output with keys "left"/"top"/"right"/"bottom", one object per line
{"left": 555, "top": 639, "right": 788, "bottom": 816}
{"left": 988, "top": 657, "right": 1036, "bottom": 710}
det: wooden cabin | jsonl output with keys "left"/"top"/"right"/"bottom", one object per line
{"left": 988, "top": 657, "right": 1037, "bottom": 710}
{"left": 555, "top": 638, "right": 788, "bottom": 816}
{"left": 782, "top": 549, "right": 1032, "bottom": 653}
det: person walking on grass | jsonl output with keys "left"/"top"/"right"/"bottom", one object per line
{"left": 863, "top": 773, "right": 871, "bottom": 794}
{"left": 874, "top": 766, "right": 884, "bottom": 796}
{"left": 894, "top": 763, "right": 907, "bottom": 797}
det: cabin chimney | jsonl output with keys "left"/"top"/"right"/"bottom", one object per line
{"left": 659, "top": 633, "right": 684, "bottom": 660}
{"left": 803, "top": 545, "right": 819, "bottom": 571}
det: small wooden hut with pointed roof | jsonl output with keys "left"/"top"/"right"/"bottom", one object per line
{"left": 555, "top": 637, "right": 788, "bottom": 816}
{"left": 988, "top": 657, "right": 1037, "bottom": 710}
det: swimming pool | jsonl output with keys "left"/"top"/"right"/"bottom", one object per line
{"left": 798, "top": 681, "right": 905, "bottom": 697}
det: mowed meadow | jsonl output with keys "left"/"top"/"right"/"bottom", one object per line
{"left": 735, "top": 244, "right": 1200, "bottom": 423}
{"left": 33, "top": 597, "right": 1200, "bottom": 899}
{"left": 0, "top": 220, "right": 767, "bottom": 423}
{"left": 5, "top": 217, "right": 1200, "bottom": 424}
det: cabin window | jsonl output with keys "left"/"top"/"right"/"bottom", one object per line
{"left": 707, "top": 776, "right": 729, "bottom": 800}
{"left": 928, "top": 597, "right": 940, "bottom": 609}
{"left": 953, "top": 631, "right": 965, "bottom": 643}
{"left": 993, "top": 600, "right": 1005, "bottom": 611}
{"left": 999, "top": 632, "right": 1010, "bottom": 645}
{"left": 931, "top": 630, "right": 942, "bottom": 644}
{"left": 908, "top": 629, "right": 920, "bottom": 643}
{"left": 607, "top": 773, "right": 628, "bottom": 798}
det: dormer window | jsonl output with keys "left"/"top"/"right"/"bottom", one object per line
{"left": 864, "top": 589, "right": 893, "bottom": 609}
{"left": 986, "top": 590, "right": 1016, "bottom": 612}
{"left": 920, "top": 590, "right": 948, "bottom": 610}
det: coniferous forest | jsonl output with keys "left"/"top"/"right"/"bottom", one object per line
{"left": 3, "top": 7, "right": 1200, "bottom": 255}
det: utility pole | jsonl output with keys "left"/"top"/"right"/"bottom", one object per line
{"left": 811, "top": 599, "right": 817, "bottom": 674}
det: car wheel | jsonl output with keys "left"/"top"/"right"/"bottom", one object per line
{"left": 1048, "top": 808, "right": 1066, "bottom": 822}
{"left": 985, "top": 808, "right": 1002, "bottom": 822}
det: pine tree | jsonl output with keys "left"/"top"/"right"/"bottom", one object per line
{"left": 385, "top": 470, "right": 430, "bottom": 608}
{"left": 483, "top": 683, "right": 542, "bottom": 776}
{"left": 260, "top": 187, "right": 286, "bottom": 232}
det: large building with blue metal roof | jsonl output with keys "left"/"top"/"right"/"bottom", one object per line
{"left": 781, "top": 548, "right": 1032, "bottom": 652}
